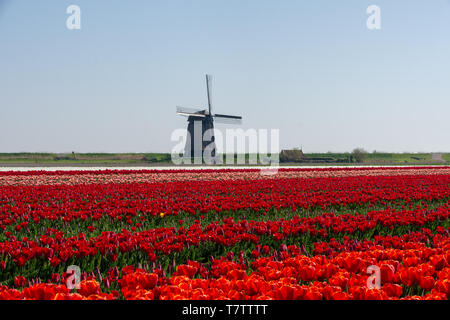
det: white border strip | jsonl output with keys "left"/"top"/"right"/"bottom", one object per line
{"left": 0, "top": 165, "right": 448, "bottom": 172}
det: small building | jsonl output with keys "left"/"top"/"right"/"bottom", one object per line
{"left": 280, "top": 149, "right": 306, "bottom": 163}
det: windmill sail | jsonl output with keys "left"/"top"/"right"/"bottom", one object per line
{"left": 214, "top": 113, "right": 242, "bottom": 124}
{"left": 206, "top": 74, "right": 213, "bottom": 115}
{"left": 176, "top": 106, "right": 206, "bottom": 117}
{"left": 214, "top": 114, "right": 242, "bottom": 119}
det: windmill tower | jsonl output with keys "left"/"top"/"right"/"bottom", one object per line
{"left": 177, "top": 75, "right": 242, "bottom": 163}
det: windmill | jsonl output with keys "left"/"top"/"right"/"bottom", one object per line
{"left": 176, "top": 75, "right": 242, "bottom": 162}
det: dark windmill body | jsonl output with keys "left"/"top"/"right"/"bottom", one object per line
{"left": 177, "top": 75, "right": 242, "bottom": 162}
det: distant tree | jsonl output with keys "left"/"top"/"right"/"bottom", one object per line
{"left": 352, "top": 148, "right": 368, "bottom": 163}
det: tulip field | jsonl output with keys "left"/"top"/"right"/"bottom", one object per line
{"left": 0, "top": 166, "right": 449, "bottom": 300}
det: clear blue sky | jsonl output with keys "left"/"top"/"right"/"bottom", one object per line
{"left": 0, "top": 0, "right": 449, "bottom": 153}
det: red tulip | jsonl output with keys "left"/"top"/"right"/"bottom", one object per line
{"left": 78, "top": 280, "right": 100, "bottom": 297}
{"left": 14, "top": 276, "right": 27, "bottom": 288}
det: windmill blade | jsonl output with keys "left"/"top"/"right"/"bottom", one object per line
{"left": 177, "top": 106, "right": 205, "bottom": 114}
{"left": 177, "top": 112, "right": 206, "bottom": 118}
{"left": 214, "top": 113, "right": 242, "bottom": 120}
{"left": 176, "top": 106, "right": 207, "bottom": 117}
{"left": 214, "top": 117, "right": 242, "bottom": 125}
{"left": 206, "top": 74, "right": 213, "bottom": 115}
{"left": 214, "top": 113, "right": 242, "bottom": 125}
